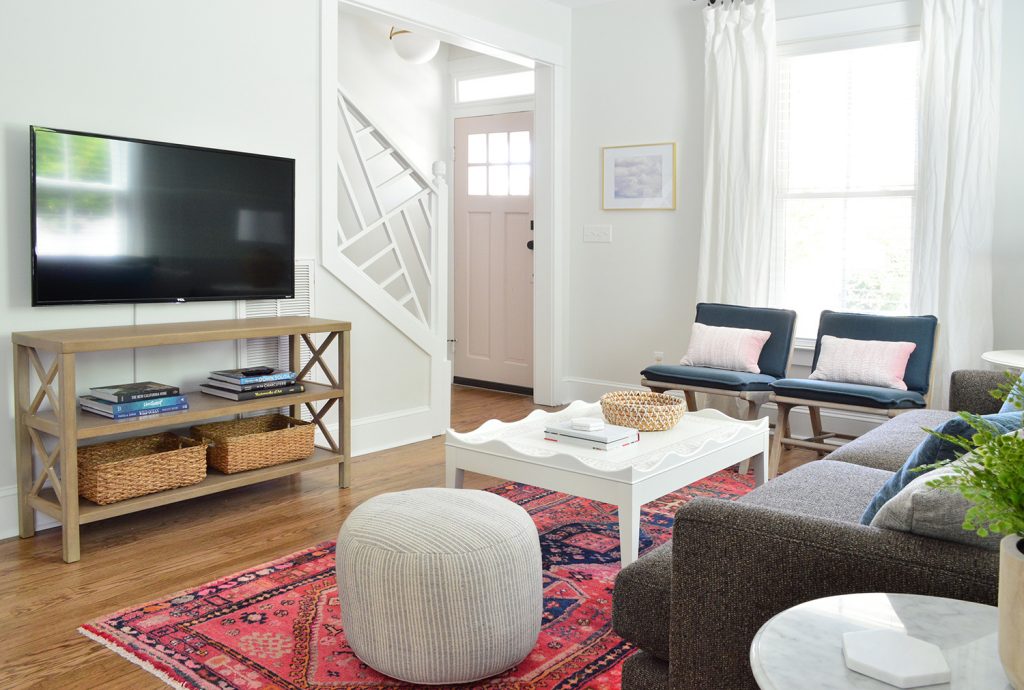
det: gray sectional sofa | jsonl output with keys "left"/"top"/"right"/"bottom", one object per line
{"left": 612, "top": 370, "right": 1005, "bottom": 690}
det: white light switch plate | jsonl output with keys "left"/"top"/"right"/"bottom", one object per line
{"left": 583, "top": 224, "right": 612, "bottom": 243}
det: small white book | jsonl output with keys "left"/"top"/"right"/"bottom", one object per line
{"left": 571, "top": 417, "right": 605, "bottom": 432}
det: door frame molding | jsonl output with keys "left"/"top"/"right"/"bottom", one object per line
{"left": 325, "top": 0, "right": 567, "bottom": 405}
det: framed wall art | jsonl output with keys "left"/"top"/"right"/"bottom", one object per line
{"left": 602, "top": 142, "right": 676, "bottom": 210}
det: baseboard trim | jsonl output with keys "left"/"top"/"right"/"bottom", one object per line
{"left": 0, "top": 486, "right": 59, "bottom": 541}
{"left": 453, "top": 377, "right": 533, "bottom": 397}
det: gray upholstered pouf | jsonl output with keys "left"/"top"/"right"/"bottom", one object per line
{"left": 336, "top": 488, "right": 543, "bottom": 685}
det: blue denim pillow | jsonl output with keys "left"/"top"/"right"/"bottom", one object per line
{"left": 860, "top": 411, "right": 1023, "bottom": 525}
{"left": 999, "top": 374, "right": 1024, "bottom": 413}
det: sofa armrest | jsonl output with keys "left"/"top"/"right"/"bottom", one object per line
{"left": 669, "top": 498, "right": 998, "bottom": 690}
{"left": 949, "top": 369, "right": 1006, "bottom": 414}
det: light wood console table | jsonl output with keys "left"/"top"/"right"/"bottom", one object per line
{"left": 12, "top": 316, "right": 351, "bottom": 563}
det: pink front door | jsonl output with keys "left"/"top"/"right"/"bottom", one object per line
{"left": 453, "top": 112, "right": 534, "bottom": 389}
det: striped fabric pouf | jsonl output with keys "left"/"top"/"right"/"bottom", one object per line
{"left": 336, "top": 488, "right": 543, "bottom": 685}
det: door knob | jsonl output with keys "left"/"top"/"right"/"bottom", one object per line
{"left": 526, "top": 240, "right": 534, "bottom": 251}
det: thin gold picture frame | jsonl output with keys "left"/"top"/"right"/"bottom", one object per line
{"left": 601, "top": 142, "right": 677, "bottom": 211}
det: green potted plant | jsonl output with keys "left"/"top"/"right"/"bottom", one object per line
{"left": 926, "top": 376, "right": 1024, "bottom": 688}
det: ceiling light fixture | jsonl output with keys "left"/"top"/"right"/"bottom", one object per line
{"left": 389, "top": 27, "right": 440, "bottom": 64}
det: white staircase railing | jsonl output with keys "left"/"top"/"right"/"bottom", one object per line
{"left": 322, "top": 86, "right": 450, "bottom": 435}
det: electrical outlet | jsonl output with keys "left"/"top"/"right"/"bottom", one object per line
{"left": 583, "top": 224, "right": 613, "bottom": 243}
{"left": 654, "top": 351, "right": 664, "bottom": 363}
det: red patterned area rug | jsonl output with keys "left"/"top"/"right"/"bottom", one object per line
{"left": 80, "top": 471, "right": 753, "bottom": 689}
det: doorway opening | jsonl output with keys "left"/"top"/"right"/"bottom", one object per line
{"left": 326, "top": 1, "right": 566, "bottom": 445}
{"left": 450, "top": 51, "right": 536, "bottom": 396}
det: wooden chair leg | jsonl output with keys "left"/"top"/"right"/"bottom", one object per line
{"left": 769, "top": 402, "right": 791, "bottom": 479}
{"left": 683, "top": 390, "right": 698, "bottom": 411}
{"left": 809, "top": 406, "right": 826, "bottom": 458}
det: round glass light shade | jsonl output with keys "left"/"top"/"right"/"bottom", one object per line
{"left": 390, "top": 29, "right": 440, "bottom": 64}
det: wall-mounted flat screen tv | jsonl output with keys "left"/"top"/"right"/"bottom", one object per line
{"left": 30, "top": 126, "right": 295, "bottom": 306}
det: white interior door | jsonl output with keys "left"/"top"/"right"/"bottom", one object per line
{"left": 454, "top": 112, "right": 534, "bottom": 389}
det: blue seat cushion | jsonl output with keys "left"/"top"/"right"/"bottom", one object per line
{"left": 641, "top": 364, "right": 777, "bottom": 392}
{"left": 770, "top": 378, "right": 927, "bottom": 409}
{"left": 861, "top": 411, "right": 1024, "bottom": 524}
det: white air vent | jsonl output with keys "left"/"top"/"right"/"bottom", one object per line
{"left": 238, "top": 260, "right": 316, "bottom": 419}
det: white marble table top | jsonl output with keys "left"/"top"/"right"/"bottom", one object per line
{"left": 983, "top": 350, "right": 1024, "bottom": 370}
{"left": 750, "top": 593, "right": 1011, "bottom": 690}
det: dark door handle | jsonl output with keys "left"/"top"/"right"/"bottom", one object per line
{"left": 526, "top": 240, "right": 534, "bottom": 251}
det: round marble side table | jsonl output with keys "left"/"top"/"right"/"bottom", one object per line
{"left": 982, "top": 350, "right": 1024, "bottom": 370}
{"left": 750, "top": 593, "right": 1011, "bottom": 689}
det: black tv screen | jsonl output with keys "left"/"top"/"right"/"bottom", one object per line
{"left": 30, "top": 126, "right": 295, "bottom": 305}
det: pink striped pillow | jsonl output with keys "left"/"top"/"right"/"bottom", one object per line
{"left": 809, "top": 336, "right": 917, "bottom": 390}
{"left": 680, "top": 323, "right": 771, "bottom": 374}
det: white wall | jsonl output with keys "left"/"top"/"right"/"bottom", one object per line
{"left": 565, "top": 0, "right": 1024, "bottom": 401}
{"left": 0, "top": 0, "right": 564, "bottom": 539}
{"left": 565, "top": 0, "right": 705, "bottom": 398}
{"left": 992, "top": 0, "right": 1024, "bottom": 350}
{"left": 338, "top": 11, "right": 449, "bottom": 173}
{"left": 0, "top": 0, "right": 323, "bottom": 537}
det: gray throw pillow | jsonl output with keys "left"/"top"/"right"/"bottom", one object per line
{"left": 870, "top": 456, "right": 1002, "bottom": 551}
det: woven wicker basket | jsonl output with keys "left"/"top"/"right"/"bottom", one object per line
{"left": 78, "top": 433, "right": 208, "bottom": 505}
{"left": 191, "top": 414, "right": 314, "bottom": 474}
{"left": 600, "top": 391, "right": 687, "bottom": 432}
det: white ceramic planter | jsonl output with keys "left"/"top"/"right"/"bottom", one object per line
{"left": 1000, "top": 534, "right": 1024, "bottom": 689}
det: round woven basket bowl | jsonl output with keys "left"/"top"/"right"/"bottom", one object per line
{"left": 600, "top": 391, "right": 687, "bottom": 432}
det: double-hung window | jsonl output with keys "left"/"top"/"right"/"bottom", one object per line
{"left": 774, "top": 40, "right": 920, "bottom": 338}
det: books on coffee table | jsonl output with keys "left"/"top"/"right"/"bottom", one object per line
{"left": 543, "top": 420, "right": 640, "bottom": 451}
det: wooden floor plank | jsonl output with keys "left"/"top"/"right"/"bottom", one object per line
{"left": 0, "top": 386, "right": 813, "bottom": 689}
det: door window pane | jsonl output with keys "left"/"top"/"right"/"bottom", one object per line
{"left": 509, "top": 131, "right": 531, "bottom": 163}
{"left": 468, "top": 165, "right": 487, "bottom": 196}
{"left": 467, "top": 134, "right": 487, "bottom": 165}
{"left": 509, "top": 164, "right": 530, "bottom": 196}
{"left": 488, "top": 132, "right": 509, "bottom": 164}
{"left": 488, "top": 165, "right": 509, "bottom": 196}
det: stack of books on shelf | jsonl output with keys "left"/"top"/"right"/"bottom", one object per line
{"left": 199, "top": 367, "right": 304, "bottom": 401}
{"left": 79, "top": 382, "right": 188, "bottom": 420}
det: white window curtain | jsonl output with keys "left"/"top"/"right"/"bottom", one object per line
{"left": 696, "top": 0, "right": 778, "bottom": 307}
{"left": 913, "top": 0, "right": 1002, "bottom": 408}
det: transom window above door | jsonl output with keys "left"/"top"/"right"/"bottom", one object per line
{"left": 467, "top": 131, "right": 530, "bottom": 197}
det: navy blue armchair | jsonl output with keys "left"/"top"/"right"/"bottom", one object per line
{"left": 768, "top": 310, "right": 939, "bottom": 477}
{"left": 642, "top": 303, "right": 798, "bottom": 473}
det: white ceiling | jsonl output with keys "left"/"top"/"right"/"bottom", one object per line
{"left": 545, "top": 0, "right": 617, "bottom": 8}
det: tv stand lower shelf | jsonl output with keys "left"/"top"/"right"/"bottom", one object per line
{"left": 12, "top": 316, "right": 352, "bottom": 563}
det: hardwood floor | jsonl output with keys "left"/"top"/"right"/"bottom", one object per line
{"left": 0, "top": 386, "right": 813, "bottom": 689}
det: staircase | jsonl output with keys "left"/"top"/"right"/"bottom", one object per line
{"left": 321, "top": 87, "right": 451, "bottom": 438}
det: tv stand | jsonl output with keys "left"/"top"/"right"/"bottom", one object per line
{"left": 12, "top": 316, "right": 351, "bottom": 563}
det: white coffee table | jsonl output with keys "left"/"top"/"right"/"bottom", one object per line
{"left": 750, "top": 593, "right": 1011, "bottom": 689}
{"left": 445, "top": 400, "right": 769, "bottom": 568}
